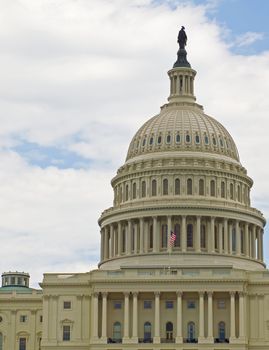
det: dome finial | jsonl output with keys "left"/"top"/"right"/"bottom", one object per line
{"left": 173, "top": 26, "right": 191, "bottom": 68}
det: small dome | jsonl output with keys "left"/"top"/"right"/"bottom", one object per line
{"left": 126, "top": 105, "right": 240, "bottom": 162}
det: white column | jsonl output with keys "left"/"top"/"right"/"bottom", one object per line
{"left": 218, "top": 222, "right": 223, "bottom": 253}
{"left": 92, "top": 293, "right": 99, "bottom": 340}
{"left": 167, "top": 215, "right": 172, "bottom": 252}
{"left": 239, "top": 292, "right": 245, "bottom": 340}
{"left": 198, "top": 292, "right": 205, "bottom": 341}
{"left": 132, "top": 292, "right": 138, "bottom": 341}
{"left": 224, "top": 219, "right": 228, "bottom": 254}
{"left": 196, "top": 216, "right": 201, "bottom": 252}
{"left": 230, "top": 292, "right": 236, "bottom": 341}
{"left": 42, "top": 296, "right": 49, "bottom": 341}
{"left": 139, "top": 218, "right": 144, "bottom": 253}
{"left": 117, "top": 222, "right": 122, "bottom": 256}
{"left": 104, "top": 226, "right": 109, "bottom": 260}
{"left": 257, "top": 227, "right": 263, "bottom": 261}
{"left": 154, "top": 292, "right": 160, "bottom": 343}
{"left": 244, "top": 223, "right": 249, "bottom": 257}
{"left": 127, "top": 220, "right": 132, "bottom": 254}
{"left": 123, "top": 292, "right": 130, "bottom": 341}
{"left": 236, "top": 220, "right": 241, "bottom": 255}
{"left": 100, "top": 229, "right": 104, "bottom": 261}
{"left": 153, "top": 216, "right": 158, "bottom": 253}
{"left": 110, "top": 224, "right": 114, "bottom": 257}
{"left": 176, "top": 292, "right": 183, "bottom": 343}
{"left": 181, "top": 216, "right": 186, "bottom": 252}
{"left": 207, "top": 292, "right": 214, "bottom": 342}
{"left": 101, "top": 293, "right": 107, "bottom": 341}
{"left": 251, "top": 227, "right": 256, "bottom": 259}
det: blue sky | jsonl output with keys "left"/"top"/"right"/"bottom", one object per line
{"left": 0, "top": 0, "right": 268, "bottom": 286}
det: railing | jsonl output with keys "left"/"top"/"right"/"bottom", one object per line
{"left": 161, "top": 338, "right": 175, "bottom": 343}
{"left": 138, "top": 338, "right": 153, "bottom": 343}
{"left": 107, "top": 338, "right": 122, "bottom": 343}
{"left": 183, "top": 338, "right": 198, "bottom": 343}
{"left": 214, "top": 338, "right": 229, "bottom": 343}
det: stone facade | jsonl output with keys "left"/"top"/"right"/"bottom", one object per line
{"left": 0, "top": 34, "right": 268, "bottom": 350}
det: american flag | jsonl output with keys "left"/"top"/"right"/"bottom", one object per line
{"left": 169, "top": 231, "right": 176, "bottom": 247}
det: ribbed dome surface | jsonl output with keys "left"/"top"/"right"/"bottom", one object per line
{"left": 126, "top": 106, "right": 240, "bottom": 162}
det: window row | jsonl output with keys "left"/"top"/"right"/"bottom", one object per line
{"left": 115, "top": 178, "right": 249, "bottom": 204}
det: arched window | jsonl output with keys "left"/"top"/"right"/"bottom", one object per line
{"left": 144, "top": 322, "right": 152, "bottom": 340}
{"left": 157, "top": 135, "right": 162, "bottom": 144}
{"left": 151, "top": 180, "right": 157, "bottom": 196}
{"left": 187, "top": 224, "right": 193, "bottom": 248}
{"left": 113, "top": 322, "right": 122, "bottom": 341}
{"left": 201, "top": 224, "right": 206, "bottom": 248}
{"left": 214, "top": 225, "right": 218, "bottom": 250}
{"left": 241, "top": 229, "right": 244, "bottom": 254}
{"left": 237, "top": 185, "right": 241, "bottom": 202}
{"left": 175, "top": 178, "right": 180, "bottom": 195}
{"left": 166, "top": 322, "right": 173, "bottom": 340}
{"left": 221, "top": 181, "right": 225, "bottom": 198}
{"left": 149, "top": 225, "right": 153, "bottom": 249}
{"left": 232, "top": 227, "right": 236, "bottom": 252}
{"left": 0, "top": 333, "right": 2, "bottom": 350}
{"left": 125, "top": 184, "right": 129, "bottom": 201}
{"left": 166, "top": 134, "right": 171, "bottom": 144}
{"left": 199, "top": 179, "right": 204, "bottom": 195}
{"left": 174, "top": 224, "right": 180, "bottom": 247}
{"left": 218, "top": 321, "right": 225, "bottom": 342}
{"left": 204, "top": 135, "right": 209, "bottom": 145}
{"left": 187, "top": 178, "right": 192, "bottom": 195}
{"left": 186, "top": 134, "right": 191, "bottom": 143}
{"left": 132, "top": 182, "right": 136, "bottom": 199}
{"left": 210, "top": 180, "right": 216, "bottom": 197}
{"left": 161, "top": 224, "right": 168, "bottom": 248}
{"left": 163, "top": 179, "right": 168, "bottom": 195}
{"left": 122, "top": 229, "right": 126, "bottom": 253}
{"left": 141, "top": 181, "right": 146, "bottom": 198}
{"left": 230, "top": 183, "right": 234, "bottom": 200}
{"left": 195, "top": 135, "right": 200, "bottom": 144}
{"left": 176, "top": 134, "right": 180, "bottom": 143}
{"left": 187, "top": 322, "right": 195, "bottom": 342}
{"left": 119, "top": 186, "right": 123, "bottom": 203}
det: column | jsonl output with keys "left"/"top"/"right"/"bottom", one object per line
{"left": 92, "top": 293, "right": 99, "bottom": 340}
{"left": 134, "top": 222, "right": 138, "bottom": 253}
{"left": 132, "top": 292, "right": 138, "bottom": 341}
{"left": 101, "top": 293, "right": 107, "bottom": 341}
{"left": 176, "top": 292, "right": 183, "bottom": 343}
{"left": 257, "top": 227, "right": 263, "bottom": 261}
{"left": 198, "top": 292, "right": 205, "bottom": 341}
{"left": 100, "top": 229, "right": 104, "bottom": 261}
{"left": 43, "top": 295, "right": 49, "bottom": 341}
{"left": 244, "top": 223, "right": 249, "bottom": 257}
{"left": 239, "top": 292, "right": 245, "bottom": 340}
{"left": 154, "top": 292, "right": 160, "bottom": 343}
{"left": 181, "top": 216, "right": 186, "bottom": 252}
{"left": 144, "top": 220, "right": 149, "bottom": 253}
{"left": 153, "top": 216, "right": 158, "bottom": 253}
{"left": 167, "top": 215, "right": 172, "bottom": 252}
{"left": 123, "top": 292, "right": 130, "bottom": 341}
{"left": 51, "top": 296, "right": 58, "bottom": 340}
{"left": 196, "top": 216, "right": 201, "bottom": 252}
{"left": 104, "top": 226, "right": 109, "bottom": 260}
{"left": 210, "top": 217, "right": 215, "bottom": 253}
{"left": 10, "top": 310, "right": 16, "bottom": 350}
{"left": 251, "top": 226, "right": 256, "bottom": 259}
{"left": 261, "top": 230, "right": 264, "bottom": 261}
{"left": 218, "top": 221, "right": 223, "bottom": 253}
{"left": 139, "top": 218, "right": 144, "bottom": 253}
{"left": 110, "top": 225, "right": 114, "bottom": 258}
{"left": 230, "top": 292, "right": 236, "bottom": 341}
{"left": 236, "top": 220, "right": 241, "bottom": 255}
{"left": 207, "top": 292, "right": 214, "bottom": 342}
{"left": 29, "top": 310, "right": 37, "bottom": 349}
{"left": 127, "top": 220, "right": 132, "bottom": 254}
{"left": 229, "top": 223, "right": 233, "bottom": 254}
{"left": 118, "top": 222, "right": 122, "bottom": 256}
{"left": 224, "top": 219, "right": 228, "bottom": 254}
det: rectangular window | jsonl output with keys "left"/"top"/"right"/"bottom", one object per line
{"left": 19, "top": 338, "right": 26, "bottom": 350}
{"left": 40, "top": 315, "right": 43, "bottom": 323}
{"left": 114, "top": 301, "right": 122, "bottom": 309}
{"left": 165, "top": 300, "right": 174, "bottom": 309}
{"left": 218, "top": 300, "right": 226, "bottom": 309}
{"left": 144, "top": 300, "right": 152, "bottom": 309}
{"left": 20, "top": 315, "right": 27, "bottom": 323}
{"left": 63, "top": 301, "right": 71, "bottom": 309}
{"left": 63, "top": 325, "right": 71, "bottom": 341}
{"left": 187, "top": 300, "right": 196, "bottom": 309}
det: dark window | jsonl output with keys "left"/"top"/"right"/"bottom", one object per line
{"left": 230, "top": 183, "right": 234, "bottom": 200}
{"left": 241, "top": 229, "right": 244, "bottom": 254}
{"left": 63, "top": 325, "right": 70, "bottom": 341}
{"left": 210, "top": 180, "right": 216, "bottom": 197}
{"left": 232, "top": 227, "right": 236, "bottom": 252}
{"left": 201, "top": 225, "right": 206, "bottom": 248}
{"left": 163, "top": 179, "right": 168, "bottom": 195}
{"left": 149, "top": 137, "right": 154, "bottom": 145}
{"left": 114, "top": 301, "right": 122, "bottom": 309}
{"left": 142, "top": 138, "right": 146, "bottom": 146}
{"left": 132, "top": 182, "right": 136, "bottom": 199}
{"left": 175, "top": 178, "right": 180, "bottom": 195}
{"left": 187, "top": 301, "right": 196, "bottom": 309}
{"left": 214, "top": 225, "right": 218, "bottom": 250}
{"left": 113, "top": 322, "right": 121, "bottom": 340}
{"left": 151, "top": 180, "right": 157, "bottom": 196}
{"left": 187, "top": 322, "right": 195, "bottom": 341}
{"left": 149, "top": 225, "right": 153, "bottom": 249}
{"left": 204, "top": 135, "right": 209, "bottom": 145}
{"left": 20, "top": 315, "right": 27, "bottom": 322}
{"left": 63, "top": 301, "right": 71, "bottom": 310}
{"left": 195, "top": 135, "right": 200, "bottom": 144}
{"left": 162, "top": 224, "right": 168, "bottom": 248}
{"left": 199, "top": 179, "right": 204, "bottom": 195}
{"left": 157, "top": 136, "right": 162, "bottom": 144}
{"left": 144, "top": 322, "right": 152, "bottom": 340}
{"left": 219, "top": 138, "right": 224, "bottom": 147}
{"left": 186, "top": 134, "right": 191, "bottom": 143}
{"left": 187, "top": 178, "right": 192, "bottom": 195}
{"left": 221, "top": 181, "right": 225, "bottom": 198}
{"left": 176, "top": 134, "right": 180, "bottom": 143}
{"left": 40, "top": 315, "right": 43, "bottom": 323}
{"left": 122, "top": 229, "right": 126, "bottom": 252}
{"left": 212, "top": 136, "right": 217, "bottom": 145}
{"left": 19, "top": 338, "right": 26, "bottom": 350}
{"left": 166, "top": 321, "right": 173, "bottom": 340}
{"left": 144, "top": 300, "right": 152, "bottom": 309}
{"left": 166, "top": 135, "right": 171, "bottom": 143}
{"left": 218, "top": 322, "right": 226, "bottom": 341}
{"left": 165, "top": 301, "right": 174, "bottom": 309}
{"left": 0, "top": 333, "right": 3, "bottom": 350}
{"left": 141, "top": 181, "right": 146, "bottom": 198}
{"left": 125, "top": 184, "right": 129, "bottom": 201}
{"left": 237, "top": 185, "right": 241, "bottom": 202}
{"left": 187, "top": 224, "right": 193, "bottom": 248}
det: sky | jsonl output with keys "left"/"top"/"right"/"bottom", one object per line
{"left": 0, "top": 0, "right": 269, "bottom": 288}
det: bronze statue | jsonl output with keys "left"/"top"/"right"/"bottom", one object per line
{"left": 177, "top": 26, "right": 187, "bottom": 50}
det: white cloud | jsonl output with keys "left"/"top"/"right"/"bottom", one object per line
{"left": 234, "top": 31, "right": 264, "bottom": 47}
{"left": 0, "top": 0, "right": 268, "bottom": 286}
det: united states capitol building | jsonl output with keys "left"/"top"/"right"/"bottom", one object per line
{"left": 0, "top": 28, "right": 268, "bottom": 350}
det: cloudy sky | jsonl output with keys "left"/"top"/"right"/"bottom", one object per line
{"left": 0, "top": 0, "right": 268, "bottom": 287}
